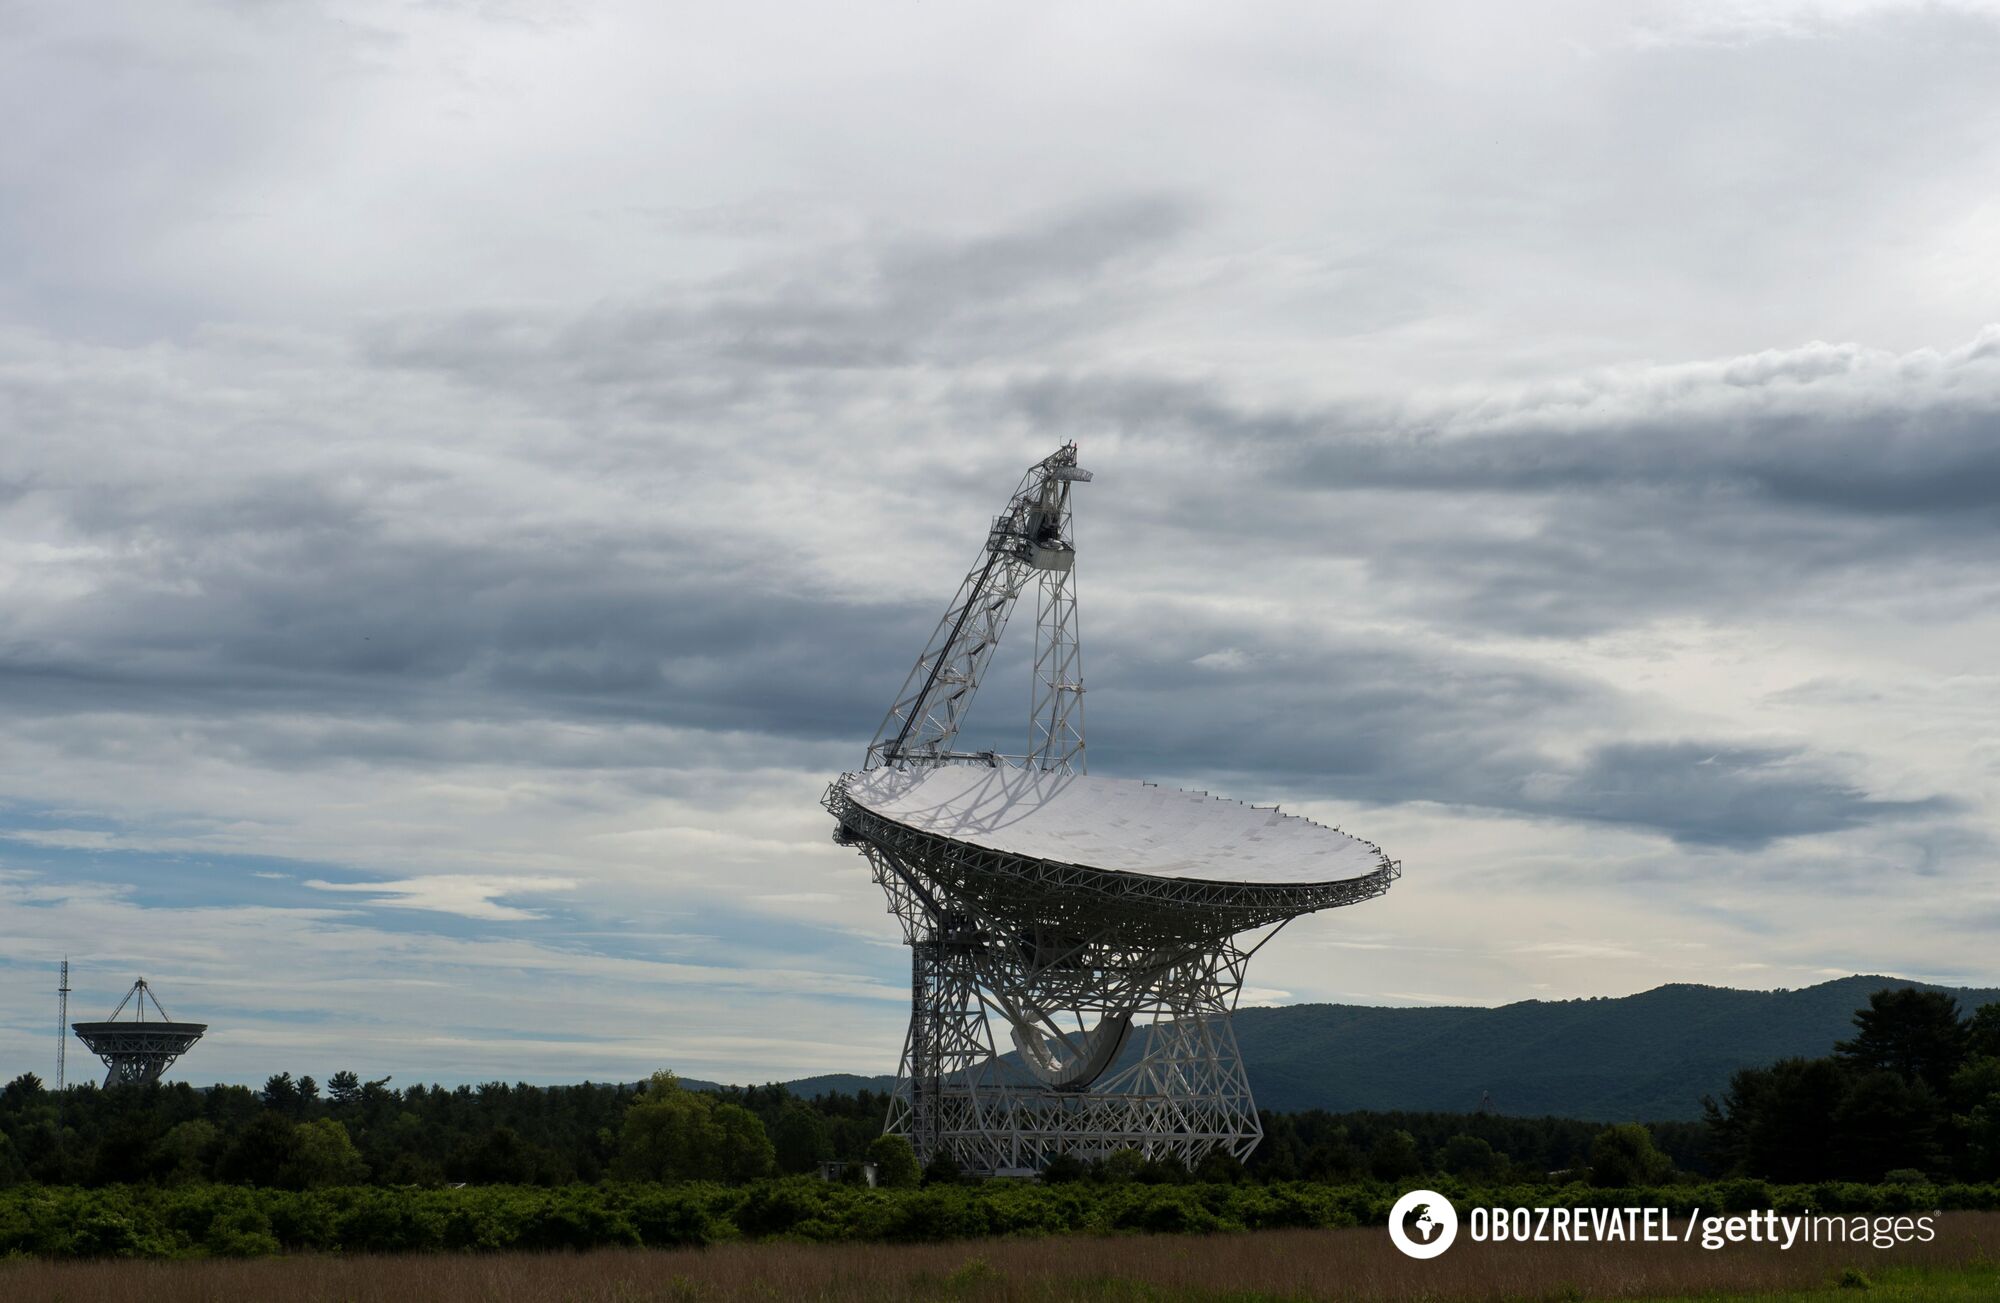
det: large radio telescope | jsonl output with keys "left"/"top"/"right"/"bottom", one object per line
{"left": 825, "top": 444, "right": 1398, "bottom": 1175}
{"left": 71, "top": 978, "right": 207, "bottom": 1088}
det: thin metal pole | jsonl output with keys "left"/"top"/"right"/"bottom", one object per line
{"left": 56, "top": 958, "right": 69, "bottom": 1162}
{"left": 56, "top": 959, "right": 69, "bottom": 1092}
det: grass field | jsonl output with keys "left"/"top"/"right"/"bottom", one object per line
{"left": 4, "top": 1211, "right": 1997, "bottom": 1302}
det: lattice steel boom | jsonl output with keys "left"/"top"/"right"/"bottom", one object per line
{"left": 867, "top": 443, "right": 1089, "bottom": 773}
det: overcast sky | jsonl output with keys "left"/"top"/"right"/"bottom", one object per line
{"left": 4, "top": 0, "right": 1999, "bottom": 1090}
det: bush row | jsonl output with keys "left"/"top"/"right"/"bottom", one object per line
{"left": 4, "top": 1177, "right": 1998, "bottom": 1260}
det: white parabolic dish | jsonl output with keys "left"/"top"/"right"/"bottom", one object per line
{"left": 840, "top": 765, "right": 1388, "bottom": 887}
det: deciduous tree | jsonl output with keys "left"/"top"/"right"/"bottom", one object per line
{"left": 615, "top": 1072, "right": 773, "bottom": 1183}
{"left": 1588, "top": 1124, "right": 1674, "bottom": 1187}
{"left": 866, "top": 1133, "right": 921, "bottom": 1188}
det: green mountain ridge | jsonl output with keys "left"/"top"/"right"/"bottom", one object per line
{"left": 1234, "top": 973, "right": 2000, "bottom": 1120}
{"left": 727, "top": 975, "right": 2000, "bottom": 1123}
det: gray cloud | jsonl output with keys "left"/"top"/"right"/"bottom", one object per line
{"left": 1, "top": 546, "right": 1934, "bottom": 858}
{"left": 1519, "top": 743, "right": 1954, "bottom": 848}
{"left": 4, "top": 221, "right": 1978, "bottom": 852}
{"left": 1, "top": 409, "right": 1949, "bottom": 850}
{"left": 1, "top": 519, "right": 925, "bottom": 748}
{"left": 1008, "top": 332, "right": 2000, "bottom": 516}
{"left": 1081, "top": 612, "right": 1950, "bottom": 848}
{"left": 361, "top": 195, "right": 1197, "bottom": 392}
{"left": 1001, "top": 330, "right": 2000, "bottom": 637}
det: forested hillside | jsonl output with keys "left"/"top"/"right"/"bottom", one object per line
{"left": 1234, "top": 975, "right": 2000, "bottom": 1120}
{"left": 728, "top": 976, "right": 2000, "bottom": 1122}
{"left": 8, "top": 980, "right": 2000, "bottom": 1191}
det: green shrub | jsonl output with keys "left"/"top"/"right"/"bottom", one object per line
{"left": 622, "top": 1185, "right": 732, "bottom": 1247}
{"left": 1718, "top": 1178, "right": 1774, "bottom": 1212}
{"left": 866, "top": 1135, "right": 921, "bottom": 1190}
{"left": 733, "top": 1178, "right": 835, "bottom": 1238}
{"left": 204, "top": 1206, "right": 280, "bottom": 1258}
{"left": 3, "top": 1177, "right": 2000, "bottom": 1260}
{"left": 1113, "top": 1188, "right": 1223, "bottom": 1234}
{"left": 1588, "top": 1124, "right": 1675, "bottom": 1187}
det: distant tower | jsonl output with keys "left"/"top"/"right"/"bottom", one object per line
{"left": 55, "top": 959, "right": 70, "bottom": 1092}
{"left": 71, "top": 978, "right": 207, "bottom": 1087}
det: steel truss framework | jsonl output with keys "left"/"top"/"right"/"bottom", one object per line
{"left": 827, "top": 781, "right": 1396, "bottom": 1173}
{"left": 71, "top": 979, "right": 206, "bottom": 1088}
{"left": 867, "top": 445, "right": 1086, "bottom": 772}
{"left": 834, "top": 443, "right": 1398, "bottom": 1175}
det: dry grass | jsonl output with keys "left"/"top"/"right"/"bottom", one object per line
{"left": 3, "top": 1212, "right": 1998, "bottom": 1302}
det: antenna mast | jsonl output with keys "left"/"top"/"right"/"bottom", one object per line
{"left": 56, "top": 959, "right": 69, "bottom": 1092}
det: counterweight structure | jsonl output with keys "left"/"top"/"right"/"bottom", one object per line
{"left": 72, "top": 979, "right": 206, "bottom": 1088}
{"left": 825, "top": 445, "right": 1399, "bottom": 1175}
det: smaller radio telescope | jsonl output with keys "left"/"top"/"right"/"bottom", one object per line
{"left": 826, "top": 444, "right": 1399, "bottom": 1175}
{"left": 71, "top": 978, "right": 207, "bottom": 1088}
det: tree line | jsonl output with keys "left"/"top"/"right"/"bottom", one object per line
{"left": 0, "top": 1070, "right": 892, "bottom": 1189}
{"left": 0, "top": 1067, "right": 1701, "bottom": 1191}
{"left": 3, "top": 987, "right": 1989, "bottom": 1190}
{"left": 1704, "top": 988, "right": 2000, "bottom": 1182}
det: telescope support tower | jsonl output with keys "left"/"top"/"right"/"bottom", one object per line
{"left": 71, "top": 978, "right": 207, "bottom": 1088}
{"left": 870, "top": 837, "right": 1270, "bottom": 1173}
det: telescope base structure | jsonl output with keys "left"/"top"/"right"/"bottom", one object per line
{"left": 824, "top": 777, "right": 1402, "bottom": 1178}
{"left": 71, "top": 1022, "right": 207, "bottom": 1089}
{"left": 890, "top": 927, "right": 1264, "bottom": 1175}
